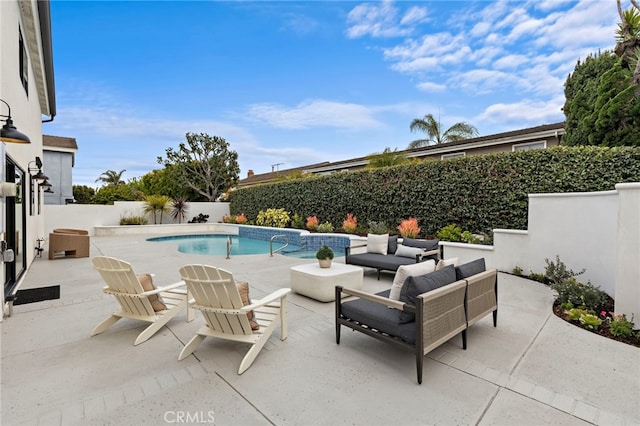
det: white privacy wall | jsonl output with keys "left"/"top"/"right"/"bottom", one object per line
{"left": 442, "top": 183, "right": 640, "bottom": 321}
{"left": 43, "top": 201, "right": 230, "bottom": 237}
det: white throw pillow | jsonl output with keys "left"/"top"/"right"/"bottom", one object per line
{"left": 366, "top": 233, "right": 389, "bottom": 255}
{"left": 436, "top": 257, "right": 459, "bottom": 271}
{"left": 394, "top": 244, "right": 424, "bottom": 259}
{"left": 389, "top": 260, "right": 436, "bottom": 301}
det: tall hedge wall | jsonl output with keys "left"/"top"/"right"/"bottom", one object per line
{"left": 229, "top": 146, "right": 640, "bottom": 236}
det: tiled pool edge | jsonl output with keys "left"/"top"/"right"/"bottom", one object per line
{"left": 237, "top": 225, "right": 355, "bottom": 253}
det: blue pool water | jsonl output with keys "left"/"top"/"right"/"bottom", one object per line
{"left": 147, "top": 234, "right": 302, "bottom": 256}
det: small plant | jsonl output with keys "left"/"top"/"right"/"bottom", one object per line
{"left": 306, "top": 215, "right": 319, "bottom": 231}
{"left": 235, "top": 213, "right": 248, "bottom": 224}
{"left": 171, "top": 197, "right": 189, "bottom": 224}
{"left": 188, "top": 213, "right": 209, "bottom": 223}
{"left": 544, "top": 255, "right": 585, "bottom": 286}
{"left": 512, "top": 266, "right": 523, "bottom": 276}
{"left": 256, "top": 208, "right": 290, "bottom": 228}
{"left": 142, "top": 195, "right": 171, "bottom": 224}
{"left": 460, "top": 231, "right": 480, "bottom": 244}
{"left": 551, "top": 277, "right": 608, "bottom": 313}
{"left": 317, "top": 221, "right": 335, "bottom": 233}
{"left": 579, "top": 313, "right": 602, "bottom": 330}
{"left": 119, "top": 214, "right": 148, "bottom": 225}
{"left": 367, "top": 220, "right": 388, "bottom": 234}
{"left": 315, "top": 245, "right": 334, "bottom": 260}
{"left": 565, "top": 307, "right": 586, "bottom": 321}
{"left": 604, "top": 312, "right": 635, "bottom": 338}
{"left": 437, "top": 224, "right": 463, "bottom": 242}
{"left": 528, "top": 271, "right": 547, "bottom": 284}
{"left": 397, "top": 217, "right": 420, "bottom": 238}
{"left": 291, "top": 213, "right": 304, "bottom": 229}
{"left": 342, "top": 213, "right": 358, "bottom": 233}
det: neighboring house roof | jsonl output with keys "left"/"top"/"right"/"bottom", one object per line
{"left": 238, "top": 122, "right": 566, "bottom": 187}
{"left": 18, "top": 0, "right": 56, "bottom": 119}
{"left": 43, "top": 134, "right": 78, "bottom": 166}
{"left": 237, "top": 162, "right": 331, "bottom": 188}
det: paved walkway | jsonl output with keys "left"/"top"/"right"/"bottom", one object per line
{"left": 1, "top": 234, "right": 639, "bottom": 426}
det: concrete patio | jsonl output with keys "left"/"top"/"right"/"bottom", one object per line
{"left": 1, "top": 234, "right": 639, "bottom": 426}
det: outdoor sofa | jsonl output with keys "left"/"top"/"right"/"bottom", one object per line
{"left": 335, "top": 258, "right": 497, "bottom": 384}
{"left": 48, "top": 228, "right": 90, "bottom": 260}
{"left": 345, "top": 235, "right": 440, "bottom": 279}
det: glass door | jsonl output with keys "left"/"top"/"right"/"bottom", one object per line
{"left": 4, "top": 160, "right": 25, "bottom": 296}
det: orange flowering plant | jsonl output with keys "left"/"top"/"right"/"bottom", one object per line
{"left": 235, "top": 213, "right": 248, "bottom": 224}
{"left": 342, "top": 213, "right": 357, "bottom": 233}
{"left": 397, "top": 217, "right": 421, "bottom": 238}
{"left": 306, "top": 215, "right": 319, "bottom": 231}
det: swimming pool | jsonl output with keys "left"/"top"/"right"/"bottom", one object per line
{"left": 147, "top": 234, "right": 305, "bottom": 256}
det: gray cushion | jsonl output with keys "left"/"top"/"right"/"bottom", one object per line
{"left": 340, "top": 289, "right": 417, "bottom": 344}
{"left": 402, "top": 238, "right": 438, "bottom": 251}
{"left": 455, "top": 258, "right": 486, "bottom": 281}
{"left": 346, "top": 253, "right": 416, "bottom": 271}
{"left": 387, "top": 235, "right": 398, "bottom": 255}
{"left": 398, "top": 265, "right": 457, "bottom": 323}
{"left": 394, "top": 245, "right": 424, "bottom": 259}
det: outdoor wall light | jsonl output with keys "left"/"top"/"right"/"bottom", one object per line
{"left": 28, "top": 156, "right": 49, "bottom": 181}
{"left": 0, "top": 98, "right": 31, "bottom": 144}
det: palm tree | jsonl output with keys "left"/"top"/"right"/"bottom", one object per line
{"left": 615, "top": 0, "right": 640, "bottom": 89}
{"left": 142, "top": 195, "right": 171, "bottom": 224}
{"left": 95, "top": 169, "right": 126, "bottom": 186}
{"left": 171, "top": 197, "right": 189, "bottom": 224}
{"left": 366, "top": 147, "right": 410, "bottom": 168}
{"left": 408, "top": 114, "right": 478, "bottom": 149}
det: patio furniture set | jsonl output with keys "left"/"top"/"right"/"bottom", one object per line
{"left": 89, "top": 234, "right": 497, "bottom": 384}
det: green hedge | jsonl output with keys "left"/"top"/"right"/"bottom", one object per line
{"left": 229, "top": 146, "right": 640, "bottom": 236}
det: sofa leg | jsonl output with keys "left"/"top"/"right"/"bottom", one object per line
{"left": 416, "top": 353, "right": 423, "bottom": 384}
{"left": 462, "top": 329, "right": 467, "bottom": 350}
{"left": 377, "top": 269, "right": 381, "bottom": 280}
{"left": 493, "top": 310, "right": 498, "bottom": 327}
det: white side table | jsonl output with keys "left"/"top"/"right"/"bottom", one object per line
{"left": 290, "top": 262, "right": 364, "bottom": 302}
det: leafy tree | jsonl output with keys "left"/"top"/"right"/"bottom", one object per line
{"left": 563, "top": 51, "right": 640, "bottom": 146}
{"left": 409, "top": 113, "right": 478, "bottom": 148}
{"left": 157, "top": 133, "right": 240, "bottom": 202}
{"left": 366, "top": 147, "right": 410, "bottom": 168}
{"left": 72, "top": 185, "right": 95, "bottom": 204}
{"left": 92, "top": 184, "right": 144, "bottom": 205}
{"left": 95, "top": 169, "right": 126, "bottom": 186}
{"left": 142, "top": 195, "right": 171, "bottom": 224}
{"left": 615, "top": 0, "right": 640, "bottom": 87}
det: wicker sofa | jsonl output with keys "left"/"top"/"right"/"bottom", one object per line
{"left": 48, "top": 228, "right": 90, "bottom": 260}
{"left": 345, "top": 235, "right": 440, "bottom": 280}
{"left": 335, "top": 258, "right": 497, "bottom": 384}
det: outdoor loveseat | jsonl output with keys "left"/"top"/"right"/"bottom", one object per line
{"left": 48, "top": 228, "right": 90, "bottom": 260}
{"left": 345, "top": 235, "right": 440, "bottom": 279}
{"left": 335, "top": 258, "right": 497, "bottom": 384}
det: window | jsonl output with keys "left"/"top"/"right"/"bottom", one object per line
{"left": 19, "top": 28, "right": 28, "bottom": 95}
{"left": 513, "top": 141, "right": 546, "bottom": 151}
{"left": 441, "top": 152, "right": 465, "bottom": 160}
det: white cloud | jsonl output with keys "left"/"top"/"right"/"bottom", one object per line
{"left": 246, "top": 100, "right": 382, "bottom": 130}
{"left": 416, "top": 81, "right": 446, "bottom": 93}
{"left": 475, "top": 96, "right": 565, "bottom": 127}
{"left": 400, "top": 6, "right": 429, "bottom": 26}
{"left": 346, "top": 0, "right": 428, "bottom": 39}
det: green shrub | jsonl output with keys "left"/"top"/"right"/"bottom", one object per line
{"left": 551, "top": 277, "right": 608, "bottom": 312}
{"left": 255, "top": 208, "right": 290, "bottom": 228}
{"left": 367, "top": 221, "right": 388, "bottom": 234}
{"left": 317, "top": 222, "right": 335, "bottom": 233}
{"left": 608, "top": 314, "right": 635, "bottom": 338}
{"left": 229, "top": 146, "right": 640, "bottom": 236}
{"left": 544, "top": 255, "right": 585, "bottom": 286}
{"left": 316, "top": 245, "right": 334, "bottom": 260}
{"left": 291, "top": 213, "right": 304, "bottom": 229}
{"left": 120, "top": 214, "right": 148, "bottom": 225}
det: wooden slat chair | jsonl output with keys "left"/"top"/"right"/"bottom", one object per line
{"left": 177, "top": 264, "right": 291, "bottom": 374}
{"left": 91, "top": 256, "right": 193, "bottom": 345}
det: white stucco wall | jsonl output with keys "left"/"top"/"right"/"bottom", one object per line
{"left": 442, "top": 184, "right": 640, "bottom": 321}
{"left": 43, "top": 201, "right": 230, "bottom": 237}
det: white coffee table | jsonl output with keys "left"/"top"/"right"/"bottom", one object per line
{"left": 290, "top": 262, "right": 364, "bottom": 302}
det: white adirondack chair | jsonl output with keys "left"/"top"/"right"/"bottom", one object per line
{"left": 91, "top": 256, "right": 193, "bottom": 345}
{"left": 177, "top": 264, "right": 291, "bottom": 374}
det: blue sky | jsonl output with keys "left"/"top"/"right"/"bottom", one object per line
{"left": 45, "top": 0, "right": 619, "bottom": 187}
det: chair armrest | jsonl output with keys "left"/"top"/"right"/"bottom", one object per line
{"left": 415, "top": 248, "right": 440, "bottom": 262}
{"left": 338, "top": 286, "right": 407, "bottom": 311}
{"left": 345, "top": 243, "right": 367, "bottom": 256}
{"left": 242, "top": 288, "right": 291, "bottom": 311}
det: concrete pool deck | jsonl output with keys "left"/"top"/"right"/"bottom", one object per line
{"left": 1, "top": 234, "right": 639, "bottom": 425}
